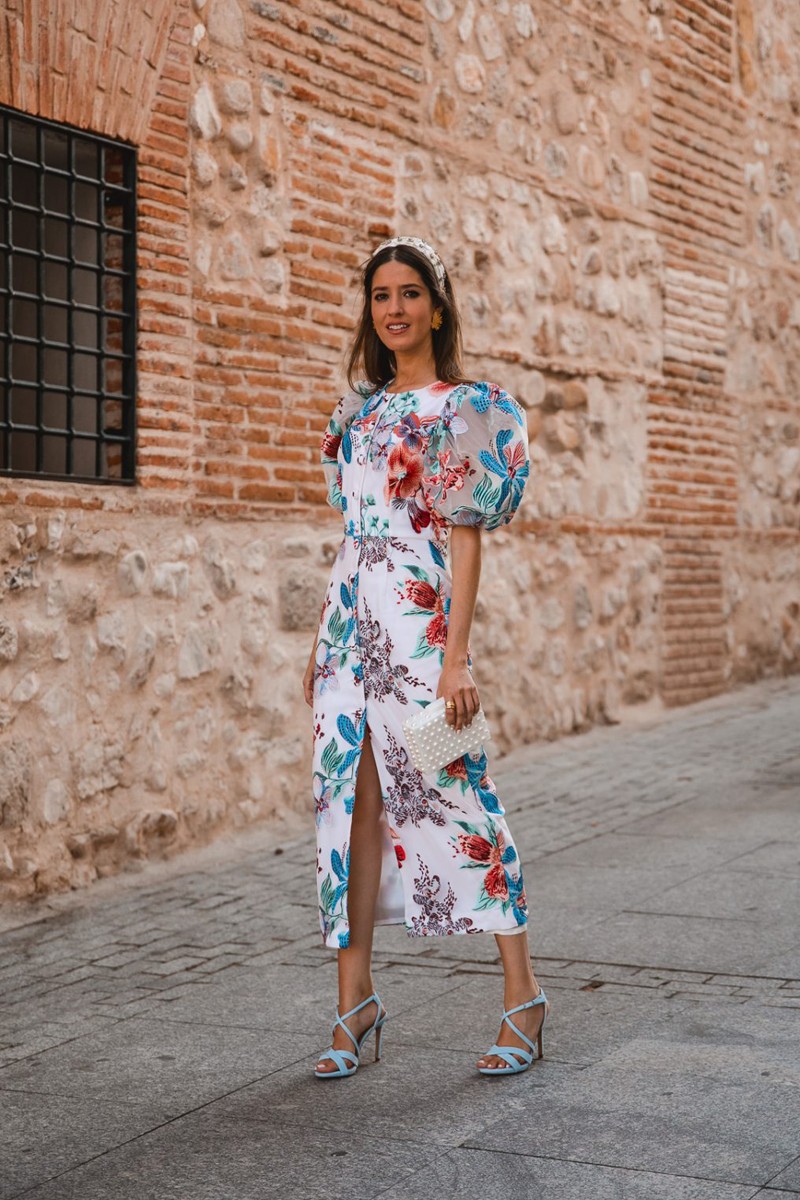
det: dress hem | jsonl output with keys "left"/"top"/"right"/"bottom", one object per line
{"left": 320, "top": 917, "right": 528, "bottom": 950}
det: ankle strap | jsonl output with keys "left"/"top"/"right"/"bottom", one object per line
{"left": 334, "top": 992, "right": 380, "bottom": 1049}
{"left": 505, "top": 991, "right": 547, "bottom": 1019}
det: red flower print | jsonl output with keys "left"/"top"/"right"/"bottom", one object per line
{"left": 321, "top": 431, "right": 341, "bottom": 459}
{"left": 484, "top": 863, "right": 509, "bottom": 900}
{"left": 405, "top": 580, "right": 439, "bottom": 611}
{"left": 394, "top": 843, "right": 406, "bottom": 866}
{"left": 504, "top": 439, "right": 526, "bottom": 477}
{"left": 444, "top": 756, "right": 468, "bottom": 782}
{"left": 407, "top": 499, "right": 431, "bottom": 533}
{"left": 425, "top": 612, "right": 448, "bottom": 650}
{"left": 385, "top": 442, "right": 424, "bottom": 502}
{"left": 457, "top": 834, "right": 493, "bottom": 862}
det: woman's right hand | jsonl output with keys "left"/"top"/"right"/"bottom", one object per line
{"left": 303, "top": 642, "right": 317, "bottom": 707}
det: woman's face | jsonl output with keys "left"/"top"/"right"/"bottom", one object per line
{"left": 370, "top": 260, "right": 437, "bottom": 358}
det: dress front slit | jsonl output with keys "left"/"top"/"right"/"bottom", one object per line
{"left": 312, "top": 379, "right": 531, "bottom": 949}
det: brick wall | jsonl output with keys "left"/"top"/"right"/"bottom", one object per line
{"left": 0, "top": 0, "right": 798, "bottom": 895}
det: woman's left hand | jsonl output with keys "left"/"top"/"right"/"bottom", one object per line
{"left": 437, "top": 664, "right": 480, "bottom": 732}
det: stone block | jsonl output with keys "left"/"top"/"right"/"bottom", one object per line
{"left": 563, "top": 380, "right": 588, "bottom": 409}
{"left": 0, "top": 738, "right": 32, "bottom": 827}
{"left": 75, "top": 735, "right": 124, "bottom": 801}
{"left": 0, "top": 617, "right": 19, "bottom": 661}
{"left": 125, "top": 809, "right": 179, "bottom": 857}
{"left": 553, "top": 88, "right": 579, "bottom": 134}
{"left": 278, "top": 568, "right": 327, "bottom": 632}
{"left": 177, "top": 623, "right": 220, "bottom": 680}
{"left": 152, "top": 562, "right": 189, "bottom": 599}
{"left": 96, "top": 613, "right": 126, "bottom": 663}
{"left": 42, "top": 777, "right": 70, "bottom": 825}
{"left": 218, "top": 232, "right": 253, "bottom": 280}
{"left": 191, "top": 147, "right": 217, "bottom": 188}
{"left": 574, "top": 582, "right": 593, "bottom": 629}
{"left": 577, "top": 145, "right": 604, "bottom": 188}
{"left": 227, "top": 163, "right": 247, "bottom": 190}
{"left": 189, "top": 82, "right": 222, "bottom": 140}
{"left": 11, "top": 671, "right": 40, "bottom": 704}
{"left": 454, "top": 54, "right": 485, "bottom": 94}
{"left": 38, "top": 684, "right": 74, "bottom": 728}
{"left": 425, "top": 0, "right": 455, "bottom": 20}
{"left": 226, "top": 122, "right": 253, "bottom": 153}
{"left": 457, "top": 0, "right": 474, "bottom": 42}
{"left": 128, "top": 628, "right": 157, "bottom": 689}
{"left": 218, "top": 78, "right": 252, "bottom": 115}
{"left": 541, "top": 212, "right": 567, "bottom": 254}
{"left": 205, "top": 0, "right": 245, "bottom": 49}
{"left": 476, "top": 12, "right": 504, "bottom": 61}
{"left": 202, "top": 539, "right": 236, "bottom": 599}
{"left": 51, "top": 630, "right": 71, "bottom": 661}
{"left": 0, "top": 838, "right": 14, "bottom": 877}
{"left": 68, "top": 585, "right": 98, "bottom": 624}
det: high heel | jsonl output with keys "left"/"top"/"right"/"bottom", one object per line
{"left": 477, "top": 989, "right": 549, "bottom": 1076}
{"left": 314, "top": 992, "right": 387, "bottom": 1079}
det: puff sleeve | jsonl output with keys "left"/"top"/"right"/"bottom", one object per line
{"left": 320, "top": 382, "right": 373, "bottom": 511}
{"left": 426, "top": 382, "right": 530, "bottom": 531}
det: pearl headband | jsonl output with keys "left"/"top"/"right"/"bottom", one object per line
{"left": 370, "top": 235, "right": 447, "bottom": 291}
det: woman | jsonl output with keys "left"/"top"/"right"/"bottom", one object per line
{"left": 302, "top": 235, "right": 549, "bottom": 1078}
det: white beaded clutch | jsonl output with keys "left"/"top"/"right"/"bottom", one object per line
{"left": 402, "top": 697, "right": 492, "bottom": 774}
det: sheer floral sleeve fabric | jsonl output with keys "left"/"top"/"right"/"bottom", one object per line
{"left": 423, "top": 381, "right": 530, "bottom": 533}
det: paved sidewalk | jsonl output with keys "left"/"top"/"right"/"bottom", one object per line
{"left": 1, "top": 677, "right": 799, "bottom": 1200}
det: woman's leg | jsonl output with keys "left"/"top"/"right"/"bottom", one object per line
{"left": 476, "top": 929, "right": 546, "bottom": 1070}
{"left": 316, "top": 730, "right": 386, "bottom": 1073}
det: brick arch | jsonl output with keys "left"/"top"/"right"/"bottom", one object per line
{"left": 0, "top": 0, "right": 179, "bottom": 144}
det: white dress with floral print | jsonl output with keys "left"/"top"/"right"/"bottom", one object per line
{"left": 313, "top": 379, "right": 531, "bottom": 949}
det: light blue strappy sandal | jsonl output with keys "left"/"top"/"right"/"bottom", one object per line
{"left": 314, "top": 992, "right": 387, "bottom": 1079}
{"left": 477, "top": 990, "right": 549, "bottom": 1076}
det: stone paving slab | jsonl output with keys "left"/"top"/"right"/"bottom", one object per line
{"left": 765, "top": 1156, "right": 800, "bottom": 1193}
{"left": 1, "top": 676, "right": 799, "bottom": 1199}
{"left": 533, "top": 909, "right": 799, "bottom": 976}
{"left": 211, "top": 1042, "right": 581, "bottom": 1149}
{"left": 0, "top": 1089, "right": 170, "bottom": 1200}
{"left": 464, "top": 1067, "right": 800, "bottom": 1186}
{"left": 14, "top": 1111, "right": 444, "bottom": 1200}
{"left": 378, "top": 1150, "right": 764, "bottom": 1200}
{"left": 0, "top": 1017, "right": 322, "bottom": 1116}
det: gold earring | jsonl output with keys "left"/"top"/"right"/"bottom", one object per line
{"left": 431, "top": 309, "right": 443, "bottom": 331}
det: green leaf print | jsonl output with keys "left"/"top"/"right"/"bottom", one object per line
{"left": 328, "top": 608, "right": 346, "bottom": 643}
{"left": 410, "top": 632, "right": 439, "bottom": 660}
{"left": 472, "top": 473, "right": 502, "bottom": 515}
{"left": 321, "top": 737, "right": 343, "bottom": 777}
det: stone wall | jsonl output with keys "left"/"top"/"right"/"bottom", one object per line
{"left": 0, "top": 0, "right": 798, "bottom": 898}
{"left": 0, "top": 509, "right": 662, "bottom": 894}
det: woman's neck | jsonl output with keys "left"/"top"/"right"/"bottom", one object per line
{"left": 389, "top": 353, "right": 439, "bottom": 392}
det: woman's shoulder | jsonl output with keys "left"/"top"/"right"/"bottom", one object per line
{"left": 455, "top": 380, "right": 523, "bottom": 419}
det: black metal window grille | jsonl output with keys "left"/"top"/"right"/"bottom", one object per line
{"left": 0, "top": 105, "right": 136, "bottom": 483}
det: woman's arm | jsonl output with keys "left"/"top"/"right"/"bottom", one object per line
{"left": 303, "top": 636, "right": 317, "bottom": 707}
{"left": 437, "top": 524, "right": 482, "bottom": 731}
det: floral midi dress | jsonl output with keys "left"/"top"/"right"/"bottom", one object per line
{"left": 313, "top": 378, "right": 531, "bottom": 949}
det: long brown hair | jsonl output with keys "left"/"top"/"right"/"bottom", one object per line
{"left": 346, "top": 243, "right": 470, "bottom": 391}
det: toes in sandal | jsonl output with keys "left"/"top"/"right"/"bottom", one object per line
{"left": 478, "top": 990, "right": 549, "bottom": 1076}
{"left": 314, "top": 992, "right": 387, "bottom": 1079}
